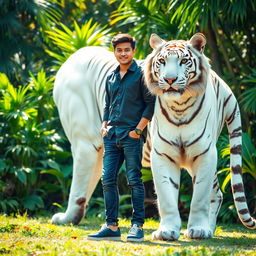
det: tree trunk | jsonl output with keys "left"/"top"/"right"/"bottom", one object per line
{"left": 203, "top": 23, "right": 223, "bottom": 75}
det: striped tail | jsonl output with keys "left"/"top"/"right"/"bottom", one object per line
{"left": 228, "top": 102, "right": 256, "bottom": 229}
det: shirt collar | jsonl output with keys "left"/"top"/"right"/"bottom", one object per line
{"left": 114, "top": 60, "right": 137, "bottom": 74}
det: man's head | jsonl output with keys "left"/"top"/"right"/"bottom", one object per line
{"left": 112, "top": 34, "right": 136, "bottom": 66}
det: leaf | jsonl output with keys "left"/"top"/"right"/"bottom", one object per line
{"left": 46, "top": 160, "right": 61, "bottom": 171}
{"left": 40, "top": 169, "right": 64, "bottom": 179}
{"left": 61, "top": 165, "right": 72, "bottom": 178}
{"left": 15, "top": 169, "right": 27, "bottom": 184}
{"left": 221, "top": 172, "right": 231, "bottom": 193}
{"left": 141, "top": 168, "right": 153, "bottom": 182}
{"left": 119, "top": 194, "right": 131, "bottom": 203}
{"left": 52, "top": 203, "right": 63, "bottom": 209}
{"left": 22, "top": 195, "right": 44, "bottom": 211}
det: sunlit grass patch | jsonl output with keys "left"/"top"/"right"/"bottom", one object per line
{"left": 0, "top": 214, "right": 256, "bottom": 255}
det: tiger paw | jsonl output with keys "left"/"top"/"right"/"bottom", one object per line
{"left": 51, "top": 212, "right": 67, "bottom": 225}
{"left": 152, "top": 227, "right": 180, "bottom": 241}
{"left": 185, "top": 227, "right": 213, "bottom": 239}
{"left": 51, "top": 210, "right": 84, "bottom": 225}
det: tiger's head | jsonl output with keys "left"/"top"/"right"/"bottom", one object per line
{"left": 144, "top": 33, "right": 210, "bottom": 98}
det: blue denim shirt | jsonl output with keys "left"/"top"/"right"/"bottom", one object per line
{"left": 103, "top": 60, "right": 155, "bottom": 140}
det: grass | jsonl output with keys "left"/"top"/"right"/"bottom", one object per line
{"left": 0, "top": 215, "right": 256, "bottom": 255}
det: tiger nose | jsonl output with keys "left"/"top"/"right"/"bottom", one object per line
{"left": 164, "top": 77, "right": 177, "bottom": 85}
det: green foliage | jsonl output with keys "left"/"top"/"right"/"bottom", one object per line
{"left": 141, "top": 167, "right": 152, "bottom": 183}
{"left": 217, "top": 133, "right": 256, "bottom": 223}
{"left": 240, "top": 69, "right": 256, "bottom": 115}
{"left": 0, "top": 71, "right": 69, "bottom": 214}
{"left": 219, "top": 133, "right": 256, "bottom": 191}
{"left": 0, "top": 0, "right": 62, "bottom": 83}
{"left": 169, "top": 0, "right": 255, "bottom": 33}
{"left": 45, "top": 19, "right": 111, "bottom": 67}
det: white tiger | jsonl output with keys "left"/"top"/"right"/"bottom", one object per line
{"left": 143, "top": 33, "right": 256, "bottom": 240}
{"left": 52, "top": 47, "right": 118, "bottom": 225}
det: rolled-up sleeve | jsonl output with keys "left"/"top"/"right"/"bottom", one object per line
{"left": 141, "top": 76, "right": 156, "bottom": 120}
{"left": 103, "top": 79, "right": 110, "bottom": 121}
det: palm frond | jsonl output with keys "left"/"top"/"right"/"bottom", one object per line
{"left": 45, "top": 19, "right": 111, "bottom": 66}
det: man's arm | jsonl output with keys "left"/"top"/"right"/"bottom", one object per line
{"left": 129, "top": 76, "right": 156, "bottom": 138}
{"left": 129, "top": 117, "right": 151, "bottom": 138}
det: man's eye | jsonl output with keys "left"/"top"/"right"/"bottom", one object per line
{"left": 159, "top": 58, "right": 165, "bottom": 64}
{"left": 181, "top": 58, "right": 188, "bottom": 64}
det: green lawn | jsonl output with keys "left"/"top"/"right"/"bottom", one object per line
{"left": 0, "top": 215, "right": 256, "bottom": 255}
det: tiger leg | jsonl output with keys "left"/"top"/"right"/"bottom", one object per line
{"left": 209, "top": 173, "right": 223, "bottom": 233}
{"left": 186, "top": 147, "right": 217, "bottom": 239}
{"left": 151, "top": 151, "right": 181, "bottom": 241}
{"left": 51, "top": 91, "right": 103, "bottom": 225}
{"left": 51, "top": 142, "right": 103, "bottom": 225}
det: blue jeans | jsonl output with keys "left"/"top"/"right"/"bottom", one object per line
{"left": 101, "top": 134, "right": 145, "bottom": 227}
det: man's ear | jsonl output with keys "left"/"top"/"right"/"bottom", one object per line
{"left": 149, "top": 34, "right": 165, "bottom": 50}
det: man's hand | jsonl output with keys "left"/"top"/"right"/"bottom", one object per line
{"left": 129, "top": 130, "right": 140, "bottom": 139}
{"left": 101, "top": 126, "right": 108, "bottom": 137}
{"left": 101, "top": 121, "right": 108, "bottom": 137}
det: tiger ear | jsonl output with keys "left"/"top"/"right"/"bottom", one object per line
{"left": 149, "top": 34, "right": 165, "bottom": 50}
{"left": 189, "top": 33, "right": 206, "bottom": 53}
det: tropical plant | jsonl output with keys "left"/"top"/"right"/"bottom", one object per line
{"left": 45, "top": 19, "right": 112, "bottom": 68}
{"left": 0, "top": 0, "right": 62, "bottom": 83}
{"left": 0, "top": 71, "right": 69, "bottom": 214}
{"left": 217, "top": 133, "right": 256, "bottom": 222}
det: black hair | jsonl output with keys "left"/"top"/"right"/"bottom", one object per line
{"left": 111, "top": 33, "right": 136, "bottom": 49}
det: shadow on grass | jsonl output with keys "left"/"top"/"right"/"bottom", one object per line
{"left": 75, "top": 221, "right": 256, "bottom": 249}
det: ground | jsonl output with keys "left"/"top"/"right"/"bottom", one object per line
{"left": 0, "top": 215, "right": 255, "bottom": 255}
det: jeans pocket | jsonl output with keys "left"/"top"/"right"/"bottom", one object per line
{"left": 128, "top": 134, "right": 140, "bottom": 140}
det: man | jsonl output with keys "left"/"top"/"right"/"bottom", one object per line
{"left": 87, "top": 34, "right": 155, "bottom": 242}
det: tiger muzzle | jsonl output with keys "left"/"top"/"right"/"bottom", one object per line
{"left": 164, "top": 77, "right": 177, "bottom": 85}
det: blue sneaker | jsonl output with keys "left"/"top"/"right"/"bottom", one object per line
{"left": 87, "top": 224, "right": 121, "bottom": 241}
{"left": 127, "top": 224, "right": 144, "bottom": 242}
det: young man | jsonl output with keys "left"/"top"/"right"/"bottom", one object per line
{"left": 87, "top": 34, "right": 155, "bottom": 242}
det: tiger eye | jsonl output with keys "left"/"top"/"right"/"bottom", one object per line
{"left": 159, "top": 58, "right": 165, "bottom": 64}
{"left": 181, "top": 58, "right": 188, "bottom": 64}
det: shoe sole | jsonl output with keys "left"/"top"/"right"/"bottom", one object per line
{"left": 87, "top": 236, "right": 121, "bottom": 241}
{"left": 127, "top": 237, "right": 144, "bottom": 242}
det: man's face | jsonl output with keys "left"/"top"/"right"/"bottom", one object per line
{"left": 114, "top": 42, "right": 135, "bottom": 65}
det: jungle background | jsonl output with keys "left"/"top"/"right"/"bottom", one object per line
{"left": 0, "top": 0, "right": 255, "bottom": 225}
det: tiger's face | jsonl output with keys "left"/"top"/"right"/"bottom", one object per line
{"left": 144, "top": 33, "right": 210, "bottom": 98}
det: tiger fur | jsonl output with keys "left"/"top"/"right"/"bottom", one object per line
{"left": 143, "top": 33, "right": 256, "bottom": 240}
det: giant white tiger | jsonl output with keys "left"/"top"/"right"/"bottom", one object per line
{"left": 143, "top": 33, "right": 256, "bottom": 240}
{"left": 51, "top": 33, "right": 255, "bottom": 240}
